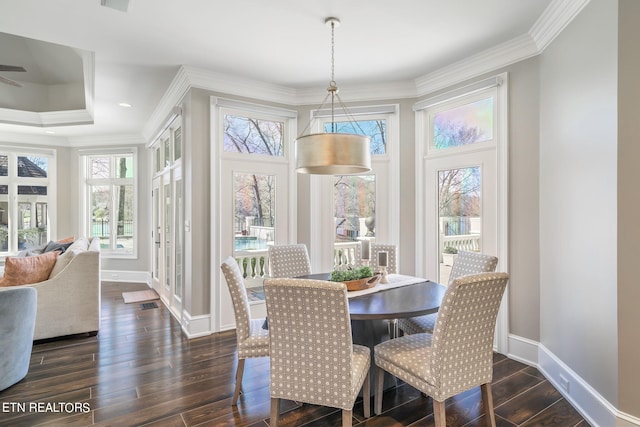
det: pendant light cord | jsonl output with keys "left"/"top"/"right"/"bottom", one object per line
{"left": 330, "top": 20, "right": 336, "bottom": 133}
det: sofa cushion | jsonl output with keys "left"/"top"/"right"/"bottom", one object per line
{"left": 0, "top": 251, "right": 59, "bottom": 287}
{"left": 67, "top": 237, "right": 90, "bottom": 252}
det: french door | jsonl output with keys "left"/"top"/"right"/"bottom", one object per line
{"left": 150, "top": 119, "right": 184, "bottom": 322}
{"left": 424, "top": 149, "right": 496, "bottom": 284}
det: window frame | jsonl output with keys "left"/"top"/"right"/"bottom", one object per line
{"left": 0, "top": 147, "right": 56, "bottom": 256}
{"left": 81, "top": 148, "right": 138, "bottom": 259}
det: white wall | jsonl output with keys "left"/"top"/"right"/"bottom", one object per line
{"left": 539, "top": 0, "right": 618, "bottom": 408}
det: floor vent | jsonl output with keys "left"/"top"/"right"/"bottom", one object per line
{"left": 141, "top": 302, "right": 159, "bottom": 310}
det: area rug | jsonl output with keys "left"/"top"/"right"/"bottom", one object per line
{"left": 122, "top": 289, "right": 160, "bottom": 304}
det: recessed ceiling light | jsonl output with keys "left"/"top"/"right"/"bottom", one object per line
{"left": 119, "top": 102, "right": 132, "bottom": 108}
{"left": 45, "top": 130, "right": 55, "bottom": 134}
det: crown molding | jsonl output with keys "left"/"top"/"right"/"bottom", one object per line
{"left": 143, "top": 65, "right": 298, "bottom": 141}
{"left": 414, "top": 33, "right": 538, "bottom": 96}
{"left": 67, "top": 134, "right": 146, "bottom": 147}
{"left": 0, "top": 107, "right": 94, "bottom": 128}
{"left": 186, "top": 65, "right": 297, "bottom": 104}
{"left": 142, "top": 66, "right": 191, "bottom": 141}
{"left": 143, "top": 0, "right": 587, "bottom": 141}
{"left": 0, "top": 131, "right": 67, "bottom": 147}
{"left": 529, "top": 0, "right": 591, "bottom": 52}
{"left": 0, "top": 130, "right": 144, "bottom": 148}
{"left": 294, "top": 80, "right": 417, "bottom": 106}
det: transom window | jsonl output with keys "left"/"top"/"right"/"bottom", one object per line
{"left": 323, "top": 119, "right": 387, "bottom": 155}
{"left": 223, "top": 113, "right": 285, "bottom": 157}
{"left": 427, "top": 91, "right": 497, "bottom": 156}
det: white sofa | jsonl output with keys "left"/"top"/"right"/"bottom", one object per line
{"left": 13, "top": 237, "right": 101, "bottom": 340}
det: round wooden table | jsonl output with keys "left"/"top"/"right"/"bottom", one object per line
{"left": 300, "top": 273, "right": 446, "bottom": 320}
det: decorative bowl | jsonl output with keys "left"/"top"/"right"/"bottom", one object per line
{"left": 342, "top": 273, "right": 381, "bottom": 291}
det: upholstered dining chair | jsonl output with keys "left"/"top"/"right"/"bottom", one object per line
{"left": 268, "top": 243, "right": 312, "bottom": 278}
{"left": 397, "top": 251, "right": 498, "bottom": 335}
{"left": 264, "top": 278, "right": 371, "bottom": 427}
{"left": 374, "top": 272, "right": 509, "bottom": 427}
{"left": 370, "top": 243, "right": 398, "bottom": 274}
{"left": 220, "top": 256, "right": 269, "bottom": 405}
{"left": 0, "top": 286, "right": 37, "bottom": 391}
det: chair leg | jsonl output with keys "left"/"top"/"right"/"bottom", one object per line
{"left": 433, "top": 399, "right": 446, "bottom": 427}
{"left": 232, "top": 358, "right": 245, "bottom": 405}
{"left": 342, "top": 409, "right": 353, "bottom": 427}
{"left": 362, "top": 369, "right": 371, "bottom": 418}
{"left": 481, "top": 383, "right": 497, "bottom": 427}
{"left": 270, "top": 398, "right": 281, "bottom": 426}
{"left": 374, "top": 366, "right": 385, "bottom": 415}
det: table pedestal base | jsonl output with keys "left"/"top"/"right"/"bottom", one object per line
{"left": 351, "top": 319, "right": 398, "bottom": 395}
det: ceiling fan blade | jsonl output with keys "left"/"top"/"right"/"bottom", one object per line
{"left": 0, "top": 75, "right": 23, "bottom": 87}
{"left": 0, "top": 65, "right": 26, "bottom": 72}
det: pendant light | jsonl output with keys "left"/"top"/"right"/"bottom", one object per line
{"left": 295, "top": 17, "right": 371, "bottom": 175}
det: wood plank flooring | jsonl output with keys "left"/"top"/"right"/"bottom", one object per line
{"left": 0, "top": 282, "right": 590, "bottom": 426}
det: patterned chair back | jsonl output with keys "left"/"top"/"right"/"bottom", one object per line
{"left": 448, "top": 251, "right": 498, "bottom": 284}
{"left": 264, "top": 278, "right": 357, "bottom": 410}
{"left": 220, "top": 256, "right": 252, "bottom": 343}
{"left": 428, "top": 272, "right": 509, "bottom": 400}
{"left": 370, "top": 243, "right": 398, "bottom": 274}
{"left": 268, "top": 244, "right": 312, "bottom": 278}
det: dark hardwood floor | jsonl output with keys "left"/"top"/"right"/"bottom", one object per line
{"left": 0, "top": 282, "right": 590, "bottom": 427}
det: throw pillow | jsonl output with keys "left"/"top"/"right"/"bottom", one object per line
{"left": 57, "top": 236, "right": 75, "bottom": 244}
{"left": 44, "top": 240, "right": 73, "bottom": 254}
{"left": 0, "top": 251, "right": 59, "bottom": 287}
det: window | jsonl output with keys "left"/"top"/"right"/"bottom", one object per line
{"left": 234, "top": 172, "right": 276, "bottom": 251}
{"left": 433, "top": 98, "right": 494, "bottom": 149}
{"left": 223, "top": 114, "right": 285, "bottom": 157}
{"left": 427, "top": 91, "right": 496, "bottom": 156}
{"left": 328, "top": 117, "right": 387, "bottom": 245}
{"left": 83, "top": 151, "right": 136, "bottom": 256}
{"left": 0, "top": 150, "right": 55, "bottom": 253}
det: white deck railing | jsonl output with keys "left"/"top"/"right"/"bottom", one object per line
{"left": 235, "top": 241, "right": 364, "bottom": 292}
{"left": 440, "top": 234, "right": 481, "bottom": 260}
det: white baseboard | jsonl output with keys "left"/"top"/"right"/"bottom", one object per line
{"left": 538, "top": 343, "right": 617, "bottom": 427}
{"left": 101, "top": 269, "right": 151, "bottom": 284}
{"left": 507, "top": 334, "right": 539, "bottom": 366}
{"left": 508, "top": 334, "right": 640, "bottom": 427}
{"left": 180, "top": 310, "right": 212, "bottom": 339}
{"left": 618, "top": 412, "right": 640, "bottom": 427}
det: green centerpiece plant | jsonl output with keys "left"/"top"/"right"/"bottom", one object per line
{"left": 330, "top": 265, "right": 374, "bottom": 282}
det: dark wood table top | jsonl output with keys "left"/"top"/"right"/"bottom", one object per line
{"left": 298, "top": 273, "right": 446, "bottom": 321}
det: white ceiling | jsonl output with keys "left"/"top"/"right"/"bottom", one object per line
{"left": 0, "top": 0, "right": 558, "bottom": 143}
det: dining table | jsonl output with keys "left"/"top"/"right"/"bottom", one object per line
{"left": 296, "top": 272, "right": 447, "bottom": 392}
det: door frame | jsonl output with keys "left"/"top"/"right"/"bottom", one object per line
{"left": 414, "top": 73, "right": 509, "bottom": 353}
